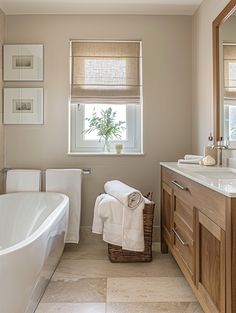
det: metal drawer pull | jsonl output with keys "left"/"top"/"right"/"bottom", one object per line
{"left": 172, "top": 228, "right": 188, "bottom": 246}
{"left": 171, "top": 180, "right": 188, "bottom": 191}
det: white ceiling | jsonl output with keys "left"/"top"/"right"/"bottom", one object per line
{"left": 0, "top": 0, "right": 203, "bottom": 15}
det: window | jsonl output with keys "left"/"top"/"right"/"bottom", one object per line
{"left": 223, "top": 44, "right": 236, "bottom": 145}
{"left": 224, "top": 99, "right": 236, "bottom": 141}
{"left": 224, "top": 44, "right": 236, "bottom": 96}
{"left": 69, "top": 40, "right": 143, "bottom": 154}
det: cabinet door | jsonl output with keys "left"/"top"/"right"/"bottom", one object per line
{"left": 196, "top": 210, "right": 225, "bottom": 313}
{"left": 161, "top": 182, "right": 173, "bottom": 249}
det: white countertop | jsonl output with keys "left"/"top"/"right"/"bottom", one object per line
{"left": 160, "top": 162, "right": 236, "bottom": 197}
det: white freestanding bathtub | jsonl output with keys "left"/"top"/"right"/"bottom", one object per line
{"left": 0, "top": 192, "right": 69, "bottom": 313}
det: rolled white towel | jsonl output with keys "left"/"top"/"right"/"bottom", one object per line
{"left": 104, "top": 180, "right": 143, "bottom": 210}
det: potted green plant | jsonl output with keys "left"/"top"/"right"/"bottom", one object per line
{"left": 83, "top": 107, "right": 126, "bottom": 152}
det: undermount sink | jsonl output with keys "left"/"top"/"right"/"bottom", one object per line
{"left": 192, "top": 168, "right": 236, "bottom": 179}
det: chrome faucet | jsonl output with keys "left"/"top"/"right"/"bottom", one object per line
{"left": 212, "top": 138, "right": 229, "bottom": 166}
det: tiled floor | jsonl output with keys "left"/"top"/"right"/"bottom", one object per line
{"left": 36, "top": 242, "right": 204, "bottom": 313}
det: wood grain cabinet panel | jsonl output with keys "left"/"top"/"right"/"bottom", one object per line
{"left": 196, "top": 211, "right": 225, "bottom": 313}
{"left": 161, "top": 182, "right": 173, "bottom": 251}
{"left": 174, "top": 195, "right": 193, "bottom": 231}
{"left": 173, "top": 194, "right": 195, "bottom": 280}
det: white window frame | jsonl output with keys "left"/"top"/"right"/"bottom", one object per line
{"left": 68, "top": 39, "right": 143, "bottom": 155}
{"left": 70, "top": 103, "right": 141, "bottom": 154}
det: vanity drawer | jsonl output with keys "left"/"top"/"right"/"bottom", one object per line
{"left": 173, "top": 212, "right": 194, "bottom": 276}
{"left": 162, "top": 167, "right": 195, "bottom": 208}
{"left": 161, "top": 167, "right": 226, "bottom": 230}
{"left": 172, "top": 192, "right": 194, "bottom": 277}
{"left": 173, "top": 193, "right": 193, "bottom": 233}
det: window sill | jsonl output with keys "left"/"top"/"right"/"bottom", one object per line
{"left": 68, "top": 152, "right": 145, "bottom": 156}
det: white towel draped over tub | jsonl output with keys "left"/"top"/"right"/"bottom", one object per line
{"left": 92, "top": 181, "right": 145, "bottom": 252}
{"left": 45, "top": 169, "right": 82, "bottom": 243}
{"left": 6, "top": 169, "right": 41, "bottom": 193}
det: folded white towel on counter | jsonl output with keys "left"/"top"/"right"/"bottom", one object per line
{"left": 6, "top": 169, "right": 41, "bottom": 193}
{"left": 184, "top": 154, "right": 203, "bottom": 160}
{"left": 178, "top": 158, "right": 202, "bottom": 165}
{"left": 104, "top": 180, "right": 143, "bottom": 210}
{"left": 92, "top": 193, "right": 145, "bottom": 252}
{"left": 45, "top": 169, "right": 82, "bottom": 243}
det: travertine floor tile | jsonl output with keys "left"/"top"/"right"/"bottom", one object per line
{"left": 52, "top": 255, "right": 182, "bottom": 281}
{"left": 107, "top": 302, "right": 204, "bottom": 313}
{"left": 36, "top": 243, "right": 204, "bottom": 313}
{"left": 185, "top": 302, "right": 204, "bottom": 313}
{"left": 107, "top": 277, "right": 197, "bottom": 303}
{"left": 35, "top": 303, "right": 106, "bottom": 313}
{"left": 106, "top": 302, "right": 190, "bottom": 313}
{"left": 41, "top": 278, "right": 106, "bottom": 303}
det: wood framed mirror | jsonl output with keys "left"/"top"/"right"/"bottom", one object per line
{"left": 213, "top": 0, "right": 236, "bottom": 142}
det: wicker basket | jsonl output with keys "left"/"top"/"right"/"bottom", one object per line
{"left": 108, "top": 200, "right": 155, "bottom": 263}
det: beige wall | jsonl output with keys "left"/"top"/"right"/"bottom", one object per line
{"left": 4, "top": 14, "right": 192, "bottom": 230}
{"left": 0, "top": 10, "right": 5, "bottom": 193}
{"left": 192, "top": 0, "right": 230, "bottom": 153}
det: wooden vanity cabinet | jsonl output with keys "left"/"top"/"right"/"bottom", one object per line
{"left": 161, "top": 166, "right": 229, "bottom": 313}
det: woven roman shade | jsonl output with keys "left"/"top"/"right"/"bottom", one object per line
{"left": 224, "top": 44, "right": 236, "bottom": 98}
{"left": 70, "top": 41, "right": 142, "bottom": 104}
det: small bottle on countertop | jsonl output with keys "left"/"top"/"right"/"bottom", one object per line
{"left": 204, "top": 133, "right": 217, "bottom": 163}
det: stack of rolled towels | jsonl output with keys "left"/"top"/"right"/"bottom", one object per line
{"left": 92, "top": 180, "right": 145, "bottom": 252}
{"left": 178, "top": 154, "right": 204, "bottom": 165}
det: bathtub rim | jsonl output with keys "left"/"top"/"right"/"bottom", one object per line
{"left": 0, "top": 191, "right": 69, "bottom": 257}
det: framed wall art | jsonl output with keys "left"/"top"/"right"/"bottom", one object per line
{"left": 3, "top": 44, "right": 43, "bottom": 81}
{"left": 3, "top": 88, "right": 44, "bottom": 124}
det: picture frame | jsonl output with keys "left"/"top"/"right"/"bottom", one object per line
{"left": 3, "top": 44, "right": 44, "bottom": 81}
{"left": 3, "top": 88, "right": 44, "bottom": 125}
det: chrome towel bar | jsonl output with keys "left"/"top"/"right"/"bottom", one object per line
{"left": 0, "top": 168, "right": 91, "bottom": 175}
